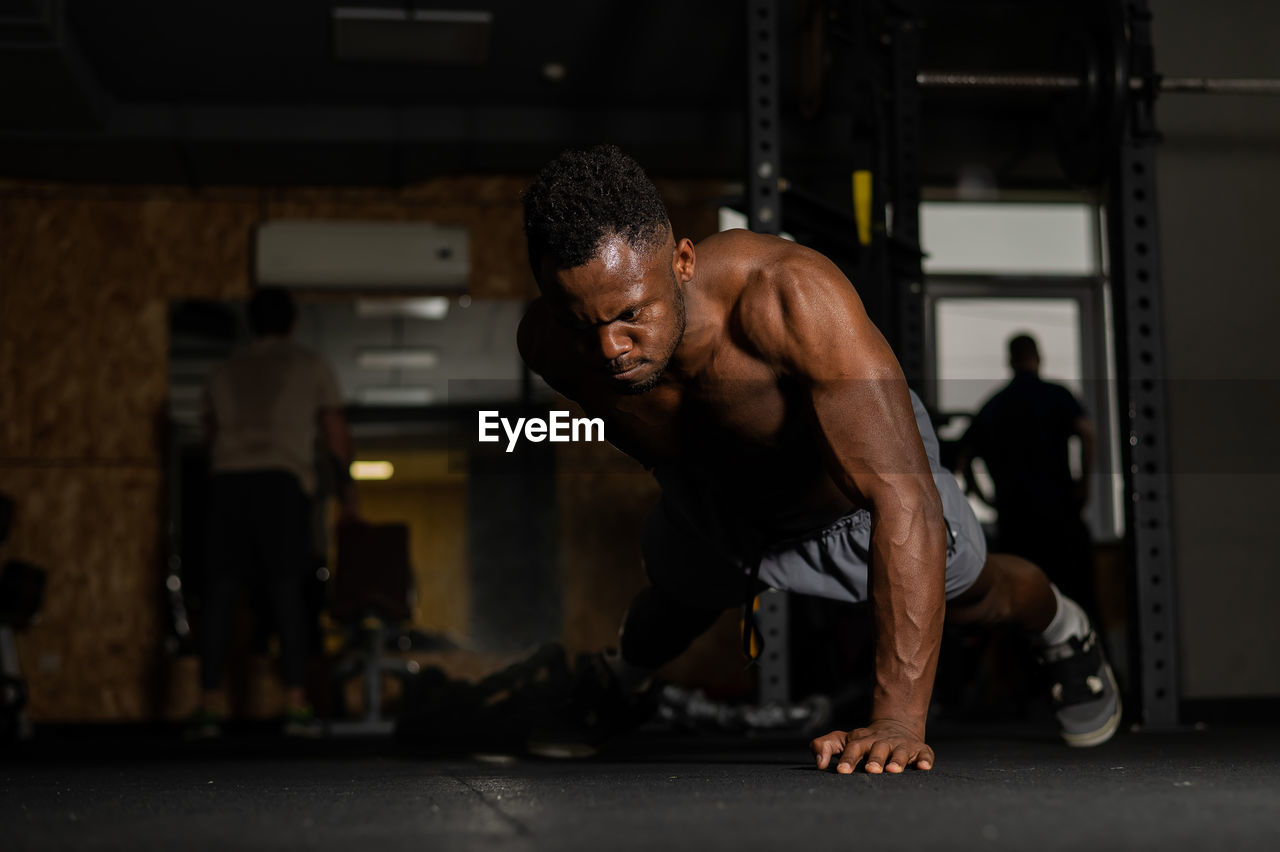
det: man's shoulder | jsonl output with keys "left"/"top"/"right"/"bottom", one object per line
{"left": 723, "top": 235, "right": 866, "bottom": 361}
{"left": 1043, "top": 379, "right": 1086, "bottom": 414}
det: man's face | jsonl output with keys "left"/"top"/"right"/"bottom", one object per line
{"left": 541, "top": 233, "right": 688, "bottom": 395}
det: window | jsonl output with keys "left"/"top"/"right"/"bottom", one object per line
{"left": 921, "top": 201, "right": 1122, "bottom": 539}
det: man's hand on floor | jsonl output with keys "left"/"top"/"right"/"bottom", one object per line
{"left": 810, "top": 720, "right": 934, "bottom": 774}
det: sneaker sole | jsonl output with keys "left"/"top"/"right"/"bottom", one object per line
{"left": 1061, "top": 666, "right": 1123, "bottom": 748}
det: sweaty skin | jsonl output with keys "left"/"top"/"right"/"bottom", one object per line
{"left": 519, "top": 229, "right": 947, "bottom": 774}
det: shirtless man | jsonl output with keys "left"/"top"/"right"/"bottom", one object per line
{"left": 517, "top": 145, "right": 1120, "bottom": 773}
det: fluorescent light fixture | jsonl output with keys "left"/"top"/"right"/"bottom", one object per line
{"left": 355, "top": 298, "right": 450, "bottom": 320}
{"left": 357, "top": 348, "right": 440, "bottom": 370}
{"left": 350, "top": 460, "right": 395, "bottom": 481}
{"left": 358, "top": 386, "right": 436, "bottom": 406}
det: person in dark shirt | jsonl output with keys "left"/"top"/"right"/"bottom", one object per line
{"left": 957, "top": 333, "right": 1097, "bottom": 612}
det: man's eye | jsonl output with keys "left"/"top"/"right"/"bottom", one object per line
{"left": 619, "top": 310, "right": 638, "bottom": 322}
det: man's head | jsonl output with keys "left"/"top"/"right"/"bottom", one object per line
{"left": 248, "top": 287, "right": 297, "bottom": 337}
{"left": 522, "top": 145, "right": 691, "bottom": 395}
{"left": 1008, "top": 333, "right": 1040, "bottom": 374}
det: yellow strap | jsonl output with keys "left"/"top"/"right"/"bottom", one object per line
{"left": 852, "top": 170, "right": 873, "bottom": 246}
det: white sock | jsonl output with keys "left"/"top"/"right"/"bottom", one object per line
{"left": 602, "top": 647, "right": 655, "bottom": 694}
{"left": 1036, "top": 584, "right": 1090, "bottom": 647}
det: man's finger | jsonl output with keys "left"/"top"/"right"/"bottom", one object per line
{"left": 887, "top": 745, "right": 913, "bottom": 774}
{"left": 916, "top": 745, "right": 936, "bottom": 771}
{"left": 810, "top": 732, "right": 845, "bottom": 771}
{"left": 836, "top": 736, "right": 869, "bottom": 775}
{"left": 863, "top": 740, "right": 894, "bottom": 774}
{"left": 811, "top": 737, "right": 833, "bottom": 771}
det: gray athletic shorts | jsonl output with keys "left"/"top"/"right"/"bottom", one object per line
{"left": 642, "top": 390, "right": 987, "bottom": 610}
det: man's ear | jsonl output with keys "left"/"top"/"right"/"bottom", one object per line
{"left": 672, "top": 237, "right": 696, "bottom": 284}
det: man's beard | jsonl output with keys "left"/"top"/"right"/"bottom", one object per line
{"left": 616, "top": 277, "right": 687, "bottom": 396}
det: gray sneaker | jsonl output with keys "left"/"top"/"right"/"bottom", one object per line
{"left": 1040, "top": 630, "right": 1122, "bottom": 747}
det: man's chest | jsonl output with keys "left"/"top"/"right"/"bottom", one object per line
{"left": 581, "top": 350, "right": 798, "bottom": 465}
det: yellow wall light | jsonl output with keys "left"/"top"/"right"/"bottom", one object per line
{"left": 350, "top": 460, "right": 395, "bottom": 481}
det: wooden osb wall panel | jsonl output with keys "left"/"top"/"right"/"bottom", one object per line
{"left": 0, "top": 306, "right": 24, "bottom": 459}
{"left": 0, "top": 193, "right": 259, "bottom": 461}
{"left": 138, "top": 198, "right": 259, "bottom": 301}
{"left": 0, "top": 465, "right": 162, "bottom": 721}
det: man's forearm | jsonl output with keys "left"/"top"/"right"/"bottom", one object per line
{"left": 867, "top": 502, "right": 947, "bottom": 733}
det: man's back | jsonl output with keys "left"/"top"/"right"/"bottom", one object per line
{"left": 966, "top": 372, "right": 1084, "bottom": 518}
{"left": 206, "top": 337, "right": 342, "bottom": 494}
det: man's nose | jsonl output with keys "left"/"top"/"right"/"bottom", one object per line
{"left": 596, "top": 326, "right": 632, "bottom": 362}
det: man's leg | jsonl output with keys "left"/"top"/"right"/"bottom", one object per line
{"left": 617, "top": 585, "right": 725, "bottom": 678}
{"left": 199, "top": 476, "right": 250, "bottom": 713}
{"left": 254, "top": 473, "right": 314, "bottom": 720}
{"left": 946, "top": 552, "right": 1056, "bottom": 631}
{"left": 947, "top": 553, "right": 1121, "bottom": 746}
{"left": 198, "top": 562, "right": 241, "bottom": 708}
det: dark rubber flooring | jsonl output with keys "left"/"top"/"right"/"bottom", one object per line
{"left": 4, "top": 722, "right": 1279, "bottom": 851}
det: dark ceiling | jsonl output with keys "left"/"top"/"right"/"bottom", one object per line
{"left": 1, "top": 1, "right": 1083, "bottom": 188}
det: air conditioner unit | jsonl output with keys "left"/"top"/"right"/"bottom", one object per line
{"left": 253, "top": 220, "right": 470, "bottom": 291}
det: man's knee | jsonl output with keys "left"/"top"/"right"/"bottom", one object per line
{"left": 946, "top": 554, "right": 1021, "bottom": 626}
{"left": 620, "top": 585, "right": 723, "bottom": 669}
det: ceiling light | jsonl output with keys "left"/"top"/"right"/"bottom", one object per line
{"left": 358, "top": 386, "right": 436, "bottom": 406}
{"left": 357, "top": 348, "right": 440, "bottom": 370}
{"left": 356, "top": 298, "right": 451, "bottom": 320}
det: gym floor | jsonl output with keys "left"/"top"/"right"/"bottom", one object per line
{"left": 4, "top": 720, "right": 1278, "bottom": 851}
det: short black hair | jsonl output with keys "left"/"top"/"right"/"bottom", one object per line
{"left": 248, "top": 287, "right": 296, "bottom": 336}
{"left": 522, "top": 144, "right": 671, "bottom": 275}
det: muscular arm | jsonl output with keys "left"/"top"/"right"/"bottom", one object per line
{"left": 742, "top": 247, "right": 946, "bottom": 773}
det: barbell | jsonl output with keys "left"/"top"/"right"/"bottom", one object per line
{"left": 916, "top": 72, "right": 1280, "bottom": 95}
